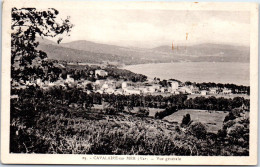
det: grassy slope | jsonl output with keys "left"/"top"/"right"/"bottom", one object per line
{"left": 163, "top": 109, "right": 228, "bottom": 133}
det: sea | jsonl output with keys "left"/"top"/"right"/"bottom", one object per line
{"left": 123, "top": 62, "right": 250, "bottom": 86}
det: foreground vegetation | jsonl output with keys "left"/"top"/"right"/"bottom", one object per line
{"left": 10, "top": 87, "right": 249, "bottom": 155}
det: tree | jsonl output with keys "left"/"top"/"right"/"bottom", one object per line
{"left": 11, "top": 8, "right": 73, "bottom": 82}
{"left": 224, "top": 112, "right": 236, "bottom": 122}
{"left": 188, "top": 122, "right": 207, "bottom": 139}
{"left": 181, "top": 113, "right": 191, "bottom": 126}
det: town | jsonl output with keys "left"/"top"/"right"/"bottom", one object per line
{"left": 12, "top": 62, "right": 249, "bottom": 99}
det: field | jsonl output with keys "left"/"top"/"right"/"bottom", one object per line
{"left": 163, "top": 109, "right": 228, "bottom": 133}
{"left": 130, "top": 108, "right": 229, "bottom": 133}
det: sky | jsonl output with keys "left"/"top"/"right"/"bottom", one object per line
{"left": 56, "top": 8, "right": 250, "bottom": 48}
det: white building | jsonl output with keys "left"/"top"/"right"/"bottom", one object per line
{"left": 105, "top": 88, "right": 115, "bottom": 94}
{"left": 36, "top": 78, "right": 43, "bottom": 87}
{"left": 102, "top": 83, "right": 109, "bottom": 89}
{"left": 66, "top": 75, "right": 74, "bottom": 83}
{"left": 201, "top": 90, "right": 208, "bottom": 96}
{"left": 222, "top": 89, "right": 232, "bottom": 94}
{"left": 209, "top": 88, "right": 218, "bottom": 95}
{"left": 122, "top": 82, "right": 128, "bottom": 89}
{"left": 178, "top": 87, "right": 192, "bottom": 94}
{"left": 124, "top": 88, "right": 141, "bottom": 95}
{"left": 171, "top": 81, "right": 179, "bottom": 90}
{"left": 95, "top": 80, "right": 105, "bottom": 86}
{"left": 114, "top": 89, "right": 123, "bottom": 95}
{"left": 95, "top": 70, "right": 108, "bottom": 77}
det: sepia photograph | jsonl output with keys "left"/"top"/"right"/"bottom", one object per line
{"left": 1, "top": 0, "right": 258, "bottom": 165}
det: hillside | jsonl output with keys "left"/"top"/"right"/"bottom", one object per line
{"left": 37, "top": 38, "right": 250, "bottom": 64}
{"left": 153, "top": 43, "right": 250, "bottom": 62}
{"left": 37, "top": 44, "right": 147, "bottom": 64}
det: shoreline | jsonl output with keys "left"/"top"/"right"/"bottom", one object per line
{"left": 122, "top": 62, "right": 250, "bottom": 86}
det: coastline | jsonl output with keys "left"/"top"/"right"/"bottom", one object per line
{"left": 122, "top": 62, "right": 250, "bottom": 86}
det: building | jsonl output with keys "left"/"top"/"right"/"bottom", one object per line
{"left": 36, "top": 78, "right": 43, "bottom": 87}
{"left": 201, "top": 90, "right": 208, "bottom": 96}
{"left": 170, "top": 81, "right": 179, "bottom": 90}
{"left": 122, "top": 82, "right": 128, "bottom": 89}
{"left": 209, "top": 88, "right": 218, "bottom": 95}
{"left": 123, "top": 88, "right": 141, "bottom": 95}
{"left": 178, "top": 87, "right": 192, "bottom": 94}
{"left": 160, "top": 87, "right": 166, "bottom": 93}
{"left": 95, "top": 70, "right": 108, "bottom": 77}
{"left": 172, "top": 91, "right": 180, "bottom": 95}
{"left": 95, "top": 80, "right": 105, "bottom": 86}
{"left": 114, "top": 89, "right": 123, "bottom": 95}
{"left": 190, "top": 86, "right": 200, "bottom": 94}
{"left": 105, "top": 88, "right": 115, "bottom": 94}
{"left": 66, "top": 75, "right": 74, "bottom": 83}
{"left": 142, "top": 87, "right": 156, "bottom": 94}
{"left": 222, "top": 89, "right": 232, "bottom": 94}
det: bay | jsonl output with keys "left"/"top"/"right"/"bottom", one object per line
{"left": 123, "top": 62, "right": 249, "bottom": 86}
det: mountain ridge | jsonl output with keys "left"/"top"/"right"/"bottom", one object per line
{"left": 36, "top": 38, "right": 250, "bottom": 64}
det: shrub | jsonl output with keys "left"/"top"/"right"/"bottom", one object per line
{"left": 136, "top": 108, "right": 149, "bottom": 117}
{"left": 231, "top": 108, "right": 243, "bottom": 117}
{"left": 188, "top": 122, "right": 207, "bottom": 139}
{"left": 227, "top": 124, "right": 244, "bottom": 139}
{"left": 224, "top": 112, "right": 236, "bottom": 122}
{"left": 155, "top": 106, "right": 177, "bottom": 119}
{"left": 223, "top": 120, "right": 236, "bottom": 130}
{"left": 104, "top": 107, "right": 117, "bottom": 115}
{"left": 181, "top": 114, "right": 191, "bottom": 126}
{"left": 217, "top": 129, "right": 227, "bottom": 138}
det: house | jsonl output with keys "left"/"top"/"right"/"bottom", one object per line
{"left": 106, "top": 80, "right": 117, "bottom": 89}
{"left": 53, "top": 79, "right": 65, "bottom": 86}
{"left": 96, "top": 90, "right": 104, "bottom": 94}
{"left": 114, "top": 89, "right": 123, "bottom": 95}
{"left": 151, "top": 84, "right": 161, "bottom": 90}
{"left": 209, "top": 88, "right": 218, "bottom": 95}
{"left": 95, "top": 80, "right": 105, "bottom": 85}
{"left": 190, "top": 85, "right": 200, "bottom": 94}
{"left": 48, "top": 82, "right": 55, "bottom": 87}
{"left": 65, "top": 75, "right": 74, "bottom": 83}
{"left": 95, "top": 70, "right": 108, "bottom": 77}
{"left": 169, "top": 90, "right": 180, "bottom": 94}
{"left": 102, "top": 83, "right": 109, "bottom": 89}
{"left": 170, "top": 81, "right": 179, "bottom": 90}
{"left": 178, "top": 87, "right": 192, "bottom": 94}
{"left": 201, "top": 90, "right": 208, "bottom": 96}
{"left": 105, "top": 88, "right": 115, "bottom": 94}
{"left": 36, "top": 78, "right": 43, "bottom": 87}
{"left": 122, "top": 82, "right": 128, "bottom": 89}
{"left": 123, "top": 88, "right": 141, "bottom": 95}
{"left": 25, "top": 80, "right": 35, "bottom": 86}
{"left": 222, "top": 89, "right": 232, "bottom": 94}
{"left": 141, "top": 86, "right": 156, "bottom": 94}
{"left": 160, "top": 87, "right": 166, "bottom": 93}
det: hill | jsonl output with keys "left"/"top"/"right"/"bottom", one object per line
{"left": 152, "top": 43, "right": 250, "bottom": 62}
{"left": 37, "top": 38, "right": 250, "bottom": 64}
